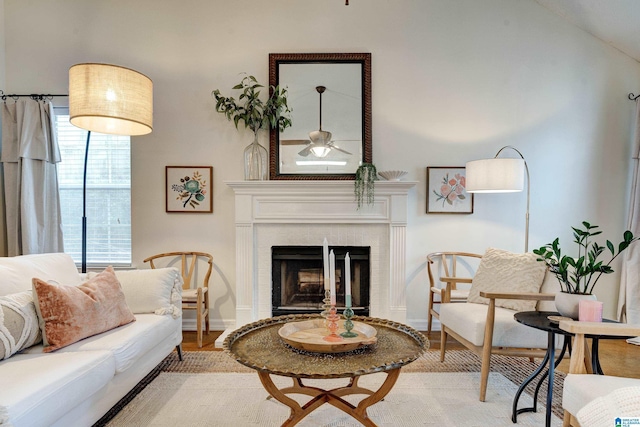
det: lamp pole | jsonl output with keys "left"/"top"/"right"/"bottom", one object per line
{"left": 494, "top": 145, "right": 530, "bottom": 253}
{"left": 81, "top": 130, "right": 91, "bottom": 273}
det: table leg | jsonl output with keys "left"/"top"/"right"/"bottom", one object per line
{"left": 512, "top": 333, "right": 566, "bottom": 426}
{"left": 257, "top": 369, "right": 401, "bottom": 427}
{"left": 591, "top": 338, "right": 603, "bottom": 374}
{"left": 545, "top": 331, "right": 556, "bottom": 427}
{"left": 511, "top": 348, "right": 550, "bottom": 422}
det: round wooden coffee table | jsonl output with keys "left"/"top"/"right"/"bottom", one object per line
{"left": 224, "top": 314, "right": 428, "bottom": 427}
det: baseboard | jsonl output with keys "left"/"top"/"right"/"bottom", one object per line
{"left": 181, "top": 317, "right": 234, "bottom": 332}
{"left": 406, "top": 318, "right": 440, "bottom": 332}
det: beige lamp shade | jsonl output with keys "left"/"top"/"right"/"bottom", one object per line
{"left": 465, "top": 158, "right": 525, "bottom": 193}
{"left": 69, "top": 63, "right": 153, "bottom": 136}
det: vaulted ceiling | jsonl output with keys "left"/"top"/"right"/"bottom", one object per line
{"left": 534, "top": 0, "right": 640, "bottom": 63}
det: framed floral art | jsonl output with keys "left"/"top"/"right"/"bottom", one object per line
{"left": 166, "top": 166, "right": 213, "bottom": 213}
{"left": 426, "top": 166, "right": 473, "bottom": 214}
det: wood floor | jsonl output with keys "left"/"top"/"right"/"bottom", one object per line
{"left": 182, "top": 330, "right": 640, "bottom": 378}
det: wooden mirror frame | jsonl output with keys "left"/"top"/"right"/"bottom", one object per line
{"left": 269, "top": 53, "right": 372, "bottom": 180}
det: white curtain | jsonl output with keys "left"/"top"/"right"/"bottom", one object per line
{"left": 1, "top": 99, "right": 64, "bottom": 255}
{"left": 618, "top": 99, "right": 640, "bottom": 326}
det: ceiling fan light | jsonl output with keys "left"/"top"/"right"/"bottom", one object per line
{"left": 311, "top": 145, "right": 331, "bottom": 158}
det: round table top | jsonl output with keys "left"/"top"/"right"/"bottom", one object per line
{"left": 223, "top": 314, "right": 429, "bottom": 379}
{"left": 514, "top": 311, "right": 623, "bottom": 339}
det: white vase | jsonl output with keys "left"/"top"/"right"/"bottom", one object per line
{"left": 244, "top": 133, "right": 268, "bottom": 180}
{"left": 554, "top": 292, "right": 597, "bottom": 319}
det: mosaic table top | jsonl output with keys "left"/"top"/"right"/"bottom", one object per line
{"left": 224, "top": 314, "right": 429, "bottom": 379}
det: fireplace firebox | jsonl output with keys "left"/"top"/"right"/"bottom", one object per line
{"left": 272, "top": 246, "right": 370, "bottom": 316}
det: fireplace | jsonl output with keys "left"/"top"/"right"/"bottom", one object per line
{"left": 220, "top": 180, "right": 415, "bottom": 348}
{"left": 272, "top": 246, "right": 370, "bottom": 316}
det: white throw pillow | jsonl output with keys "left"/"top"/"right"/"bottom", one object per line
{"left": 86, "top": 267, "right": 182, "bottom": 318}
{"left": 0, "top": 291, "right": 42, "bottom": 360}
{"left": 467, "top": 248, "right": 547, "bottom": 312}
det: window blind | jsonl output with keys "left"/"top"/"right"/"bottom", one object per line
{"left": 55, "top": 110, "right": 132, "bottom": 266}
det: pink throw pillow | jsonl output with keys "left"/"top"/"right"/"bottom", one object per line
{"left": 32, "top": 266, "right": 135, "bottom": 352}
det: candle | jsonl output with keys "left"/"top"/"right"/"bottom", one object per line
{"left": 579, "top": 300, "right": 603, "bottom": 322}
{"left": 345, "top": 252, "right": 351, "bottom": 308}
{"left": 323, "top": 238, "right": 330, "bottom": 291}
{"left": 329, "top": 250, "right": 336, "bottom": 305}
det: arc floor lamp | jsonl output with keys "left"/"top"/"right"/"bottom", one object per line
{"left": 69, "top": 63, "right": 153, "bottom": 273}
{"left": 465, "top": 145, "right": 530, "bottom": 252}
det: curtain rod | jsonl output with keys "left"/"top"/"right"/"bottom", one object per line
{"left": 1, "top": 90, "right": 68, "bottom": 101}
{"left": 629, "top": 93, "right": 640, "bottom": 101}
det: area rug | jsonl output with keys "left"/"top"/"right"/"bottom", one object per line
{"left": 95, "top": 350, "right": 564, "bottom": 426}
{"left": 103, "top": 371, "right": 561, "bottom": 426}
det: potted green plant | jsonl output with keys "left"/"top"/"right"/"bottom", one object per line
{"left": 354, "top": 163, "right": 377, "bottom": 210}
{"left": 213, "top": 74, "right": 292, "bottom": 180}
{"left": 533, "top": 221, "right": 638, "bottom": 318}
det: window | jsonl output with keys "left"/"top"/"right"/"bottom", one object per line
{"left": 54, "top": 108, "right": 132, "bottom": 266}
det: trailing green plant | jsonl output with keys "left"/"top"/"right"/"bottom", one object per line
{"left": 533, "top": 221, "right": 639, "bottom": 294}
{"left": 354, "top": 163, "right": 377, "bottom": 210}
{"left": 212, "top": 74, "right": 292, "bottom": 135}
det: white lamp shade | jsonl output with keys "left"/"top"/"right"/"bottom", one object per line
{"left": 465, "top": 158, "right": 525, "bottom": 193}
{"left": 69, "top": 63, "right": 153, "bottom": 136}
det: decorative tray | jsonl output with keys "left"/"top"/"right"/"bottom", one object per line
{"left": 278, "top": 318, "right": 378, "bottom": 353}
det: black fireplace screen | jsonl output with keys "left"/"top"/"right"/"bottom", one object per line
{"left": 271, "top": 246, "right": 370, "bottom": 316}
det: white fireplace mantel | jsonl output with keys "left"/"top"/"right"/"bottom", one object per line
{"left": 225, "top": 180, "right": 417, "bottom": 333}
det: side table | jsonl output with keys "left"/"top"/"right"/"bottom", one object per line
{"left": 511, "top": 311, "right": 627, "bottom": 427}
{"left": 224, "top": 314, "right": 428, "bottom": 427}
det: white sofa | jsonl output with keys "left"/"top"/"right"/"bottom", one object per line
{"left": 0, "top": 253, "right": 183, "bottom": 427}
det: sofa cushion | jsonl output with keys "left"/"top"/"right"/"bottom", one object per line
{"left": 36, "top": 313, "right": 181, "bottom": 374}
{"left": 440, "top": 302, "right": 550, "bottom": 347}
{"left": 467, "top": 248, "right": 547, "bottom": 312}
{"left": 88, "top": 267, "right": 182, "bottom": 318}
{"left": 563, "top": 373, "right": 640, "bottom": 419}
{"left": 32, "top": 266, "right": 135, "bottom": 352}
{"left": 0, "top": 291, "right": 41, "bottom": 360}
{"left": 0, "top": 350, "right": 115, "bottom": 427}
{"left": 0, "top": 253, "right": 81, "bottom": 296}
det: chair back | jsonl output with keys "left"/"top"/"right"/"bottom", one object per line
{"left": 536, "top": 268, "right": 562, "bottom": 312}
{"left": 427, "top": 252, "right": 482, "bottom": 290}
{"left": 144, "top": 251, "right": 213, "bottom": 291}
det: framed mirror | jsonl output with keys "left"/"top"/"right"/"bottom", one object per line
{"left": 269, "top": 53, "right": 372, "bottom": 180}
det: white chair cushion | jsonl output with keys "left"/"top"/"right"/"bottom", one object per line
{"left": 576, "top": 386, "right": 640, "bottom": 427}
{"left": 536, "top": 269, "right": 562, "bottom": 312}
{"left": 440, "top": 302, "right": 549, "bottom": 347}
{"left": 431, "top": 287, "right": 469, "bottom": 300}
{"left": 468, "top": 248, "right": 547, "bottom": 312}
{"left": 563, "top": 374, "right": 640, "bottom": 418}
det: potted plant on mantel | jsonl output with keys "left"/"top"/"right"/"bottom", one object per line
{"left": 213, "top": 74, "right": 292, "bottom": 180}
{"left": 533, "top": 221, "right": 639, "bottom": 319}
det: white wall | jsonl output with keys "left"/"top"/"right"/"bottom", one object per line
{"left": 3, "top": 0, "right": 640, "bottom": 327}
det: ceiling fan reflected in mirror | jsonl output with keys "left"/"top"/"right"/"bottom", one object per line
{"left": 281, "top": 85, "right": 357, "bottom": 158}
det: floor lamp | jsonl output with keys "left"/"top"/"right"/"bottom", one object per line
{"left": 465, "top": 145, "right": 530, "bottom": 252}
{"left": 69, "top": 63, "right": 153, "bottom": 273}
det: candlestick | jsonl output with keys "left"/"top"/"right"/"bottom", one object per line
{"left": 341, "top": 305, "right": 357, "bottom": 338}
{"left": 345, "top": 252, "right": 351, "bottom": 306}
{"left": 320, "top": 289, "right": 331, "bottom": 321}
{"left": 323, "top": 305, "right": 343, "bottom": 342}
{"left": 329, "top": 250, "right": 336, "bottom": 305}
{"left": 323, "top": 238, "right": 330, "bottom": 291}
